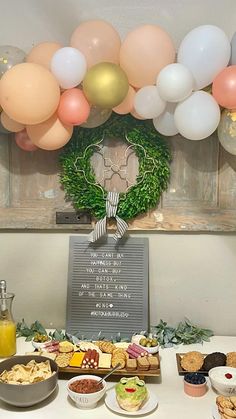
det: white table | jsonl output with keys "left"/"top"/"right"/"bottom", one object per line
{"left": 1, "top": 335, "right": 235, "bottom": 418}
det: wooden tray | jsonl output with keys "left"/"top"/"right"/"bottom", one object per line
{"left": 176, "top": 353, "right": 208, "bottom": 376}
{"left": 59, "top": 353, "right": 161, "bottom": 379}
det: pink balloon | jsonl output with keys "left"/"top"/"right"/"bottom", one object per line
{"left": 15, "top": 129, "right": 38, "bottom": 151}
{"left": 57, "top": 89, "right": 90, "bottom": 125}
{"left": 120, "top": 25, "right": 175, "bottom": 88}
{"left": 212, "top": 66, "right": 236, "bottom": 109}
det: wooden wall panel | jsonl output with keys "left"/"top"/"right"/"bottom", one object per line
{"left": 0, "top": 132, "right": 236, "bottom": 231}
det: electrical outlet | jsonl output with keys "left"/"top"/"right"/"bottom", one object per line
{"left": 56, "top": 211, "right": 92, "bottom": 224}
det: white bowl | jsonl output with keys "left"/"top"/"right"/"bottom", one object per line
{"left": 67, "top": 375, "right": 106, "bottom": 409}
{"left": 209, "top": 366, "right": 236, "bottom": 396}
{"left": 32, "top": 337, "right": 52, "bottom": 350}
{"left": 139, "top": 344, "right": 159, "bottom": 354}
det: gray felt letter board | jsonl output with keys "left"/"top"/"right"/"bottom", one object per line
{"left": 66, "top": 236, "right": 149, "bottom": 339}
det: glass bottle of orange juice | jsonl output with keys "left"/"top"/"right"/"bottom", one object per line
{"left": 0, "top": 280, "right": 16, "bottom": 357}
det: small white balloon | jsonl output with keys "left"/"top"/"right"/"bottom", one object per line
{"left": 153, "top": 103, "right": 178, "bottom": 136}
{"left": 174, "top": 91, "right": 221, "bottom": 140}
{"left": 157, "top": 63, "right": 193, "bottom": 102}
{"left": 51, "top": 47, "right": 87, "bottom": 89}
{"left": 134, "top": 85, "right": 166, "bottom": 119}
{"left": 178, "top": 25, "right": 230, "bottom": 90}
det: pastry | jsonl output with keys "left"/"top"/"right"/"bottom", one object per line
{"left": 137, "top": 356, "right": 149, "bottom": 371}
{"left": 115, "top": 376, "right": 148, "bottom": 412}
{"left": 98, "top": 353, "right": 112, "bottom": 369}
{"left": 148, "top": 356, "right": 159, "bottom": 370}
{"left": 180, "top": 351, "right": 204, "bottom": 372}
{"left": 203, "top": 352, "right": 226, "bottom": 371}
{"left": 226, "top": 352, "right": 236, "bottom": 368}
{"left": 126, "top": 359, "right": 137, "bottom": 371}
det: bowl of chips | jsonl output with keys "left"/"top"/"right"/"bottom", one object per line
{"left": 0, "top": 355, "right": 58, "bottom": 407}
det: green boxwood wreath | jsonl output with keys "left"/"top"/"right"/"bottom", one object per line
{"left": 60, "top": 113, "right": 171, "bottom": 221}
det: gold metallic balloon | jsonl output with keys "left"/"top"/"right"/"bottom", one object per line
{"left": 83, "top": 62, "right": 129, "bottom": 108}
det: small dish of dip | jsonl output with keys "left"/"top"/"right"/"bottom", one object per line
{"left": 209, "top": 367, "right": 236, "bottom": 396}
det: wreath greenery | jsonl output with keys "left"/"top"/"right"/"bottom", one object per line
{"left": 60, "top": 113, "right": 171, "bottom": 220}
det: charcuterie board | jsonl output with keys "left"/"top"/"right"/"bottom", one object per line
{"left": 59, "top": 353, "right": 161, "bottom": 379}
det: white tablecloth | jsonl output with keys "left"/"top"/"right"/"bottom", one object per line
{"left": 1, "top": 335, "right": 235, "bottom": 418}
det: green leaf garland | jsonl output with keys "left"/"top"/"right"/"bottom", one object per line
{"left": 60, "top": 113, "right": 171, "bottom": 220}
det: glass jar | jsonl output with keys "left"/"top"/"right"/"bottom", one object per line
{"left": 0, "top": 281, "right": 16, "bottom": 357}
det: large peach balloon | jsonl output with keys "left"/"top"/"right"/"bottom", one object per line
{"left": 0, "top": 63, "right": 60, "bottom": 125}
{"left": 113, "top": 86, "right": 135, "bottom": 114}
{"left": 26, "top": 114, "right": 73, "bottom": 150}
{"left": 212, "top": 66, "right": 236, "bottom": 109}
{"left": 120, "top": 25, "right": 175, "bottom": 88}
{"left": 1, "top": 111, "right": 24, "bottom": 132}
{"left": 70, "top": 19, "right": 121, "bottom": 68}
{"left": 57, "top": 88, "right": 90, "bottom": 126}
{"left": 27, "top": 42, "right": 62, "bottom": 69}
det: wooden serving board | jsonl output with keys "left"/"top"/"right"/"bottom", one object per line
{"left": 59, "top": 353, "right": 161, "bottom": 379}
{"left": 176, "top": 353, "right": 208, "bottom": 376}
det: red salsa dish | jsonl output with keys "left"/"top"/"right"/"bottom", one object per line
{"left": 69, "top": 379, "right": 103, "bottom": 394}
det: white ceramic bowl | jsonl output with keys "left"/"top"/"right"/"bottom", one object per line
{"left": 32, "top": 337, "right": 52, "bottom": 350}
{"left": 139, "top": 344, "right": 159, "bottom": 354}
{"left": 209, "top": 366, "right": 236, "bottom": 396}
{"left": 67, "top": 375, "right": 106, "bottom": 409}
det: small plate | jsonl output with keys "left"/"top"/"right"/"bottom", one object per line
{"left": 212, "top": 405, "right": 220, "bottom": 419}
{"left": 105, "top": 390, "right": 158, "bottom": 416}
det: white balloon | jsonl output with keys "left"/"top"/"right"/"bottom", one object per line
{"left": 178, "top": 25, "right": 231, "bottom": 90}
{"left": 153, "top": 103, "right": 178, "bottom": 136}
{"left": 134, "top": 86, "right": 166, "bottom": 119}
{"left": 174, "top": 91, "right": 220, "bottom": 140}
{"left": 157, "top": 63, "right": 193, "bottom": 102}
{"left": 51, "top": 47, "right": 87, "bottom": 89}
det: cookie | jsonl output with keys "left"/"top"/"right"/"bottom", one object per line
{"left": 148, "top": 356, "right": 159, "bottom": 370}
{"left": 216, "top": 395, "right": 236, "bottom": 419}
{"left": 126, "top": 358, "right": 137, "bottom": 371}
{"left": 181, "top": 351, "right": 204, "bottom": 372}
{"left": 98, "top": 341, "right": 116, "bottom": 354}
{"left": 137, "top": 356, "right": 149, "bottom": 371}
{"left": 203, "top": 352, "right": 226, "bottom": 371}
{"left": 227, "top": 352, "right": 236, "bottom": 368}
{"left": 56, "top": 352, "right": 72, "bottom": 368}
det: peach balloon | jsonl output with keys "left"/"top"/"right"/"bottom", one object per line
{"left": 0, "top": 63, "right": 60, "bottom": 125}
{"left": 120, "top": 25, "right": 175, "bottom": 88}
{"left": 57, "top": 89, "right": 90, "bottom": 126}
{"left": 15, "top": 129, "right": 38, "bottom": 151}
{"left": 26, "top": 114, "right": 73, "bottom": 150}
{"left": 1, "top": 111, "right": 24, "bottom": 132}
{"left": 70, "top": 19, "right": 121, "bottom": 68}
{"left": 113, "top": 86, "right": 135, "bottom": 114}
{"left": 27, "top": 42, "right": 62, "bottom": 69}
{"left": 212, "top": 66, "right": 236, "bottom": 109}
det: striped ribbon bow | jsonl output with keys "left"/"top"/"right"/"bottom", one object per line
{"left": 88, "top": 191, "right": 128, "bottom": 243}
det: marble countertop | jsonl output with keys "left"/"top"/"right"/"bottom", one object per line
{"left": 1, "top": 335, "right": 235, "bottom": 418}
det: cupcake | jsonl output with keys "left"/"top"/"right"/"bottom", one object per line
{"left": 115, "top": 376, "right": 148, "bottom": 412}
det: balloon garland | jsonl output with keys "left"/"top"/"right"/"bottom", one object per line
{"left": 0, "top": 20, "right": 236, "bottom": 154}
{"left": 60, "top": 114, "right": 171, "bottom": 221}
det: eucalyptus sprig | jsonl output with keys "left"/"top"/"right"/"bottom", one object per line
{"left": 151, "top": 319, "right": 214, "bottom": 348}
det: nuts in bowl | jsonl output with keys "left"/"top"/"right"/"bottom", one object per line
{"left": 67, "top": 374, "right": 106, "bottom": 409}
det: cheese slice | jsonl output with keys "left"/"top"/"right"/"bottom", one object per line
{"left": 98, "top": 353, "right": 112, "bottom": 369}
{"left": 69, "top": 352, "right": 85, "bottom": 367}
